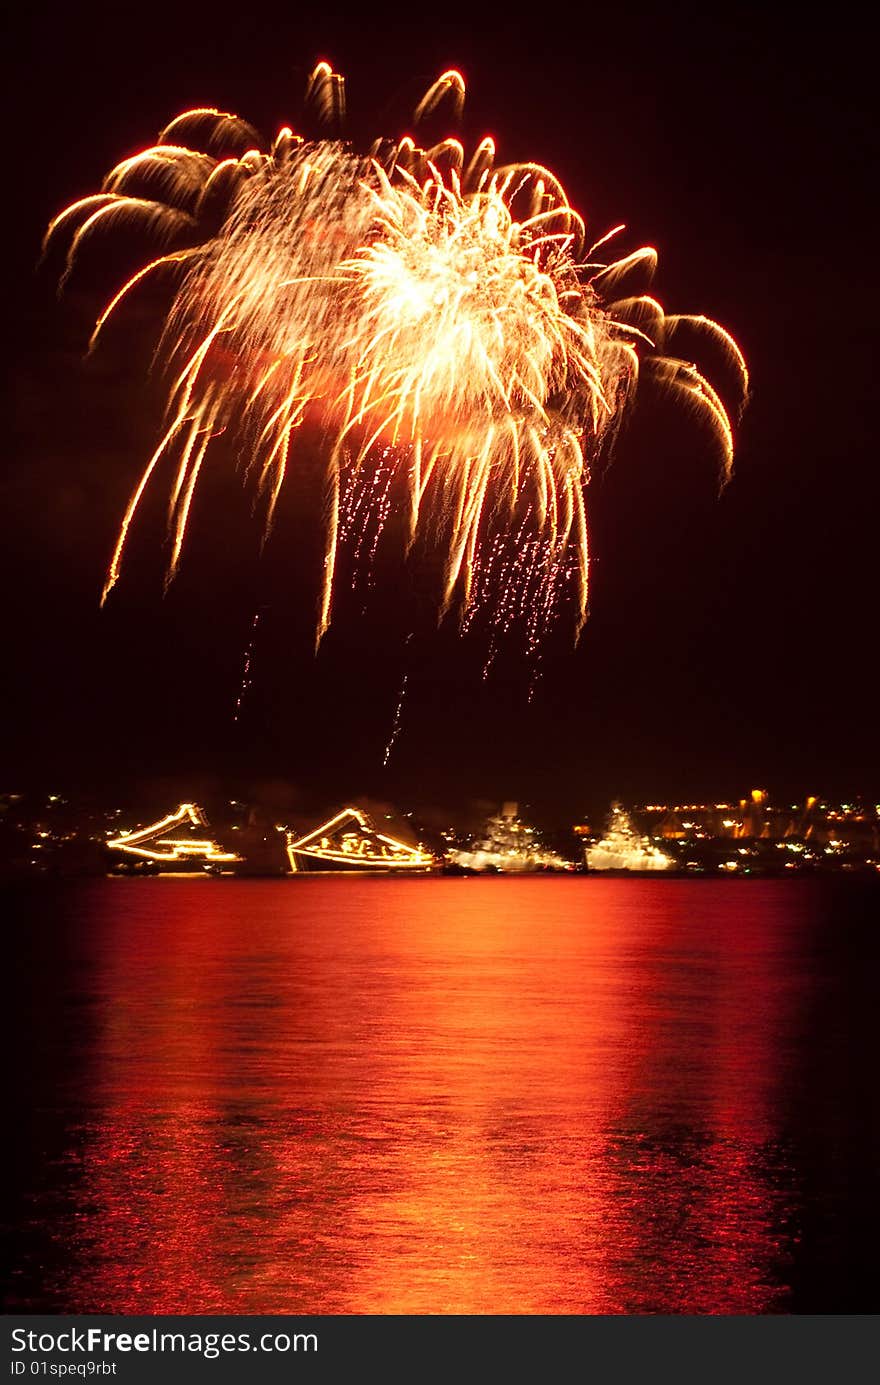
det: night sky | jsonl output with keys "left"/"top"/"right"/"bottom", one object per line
{"left": 3, "top": 3, "right": 876, "bottom": 827}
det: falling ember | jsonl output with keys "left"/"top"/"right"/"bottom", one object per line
{"left": 383, "top": 672, "right": 408, "bottom": 767}
{"left": 45, "top": 62, "right": 748, "bottom": 649}
{"left": 382, "top": 631, "right": 414, "bottom": 766}
{"left": 233, "top": 607, "right": 262, "bottom": 722}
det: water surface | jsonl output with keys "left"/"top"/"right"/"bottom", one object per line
{"left": 3, "top": 877, "right": 877, "bottom": 1313}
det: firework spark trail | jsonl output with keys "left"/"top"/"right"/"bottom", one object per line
{"left": 382, "top": 670, "right": 409, "bottom": 767}
{"left": 234, "top": 607, "right": 262, "bottom": 721}
{"left": 45, "top": 62, "right": 748, "bottom": 651}
{"left": 337, "top": 447, "right": 396, "bottom": 586}
{"left": 382, "top": 630, "right": 414, "bottom": 766}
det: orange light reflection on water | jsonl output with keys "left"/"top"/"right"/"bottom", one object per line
{"left": 48, "top": 879, "right": 809, "bottom": 1313}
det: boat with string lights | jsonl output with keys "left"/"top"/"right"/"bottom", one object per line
{"left": 106, "top": 803, "right": 242, "bottom": 874}
{"left": 447, "top": 802, "right": 571, "bottom": 873}
{"left": 286, "top": 807, "right": 435, "bottom": 873}
{"left": 585, "top": 803, "right": 673, "bottom": 872}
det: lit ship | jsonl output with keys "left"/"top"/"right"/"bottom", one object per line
{"left": 286, "top": 807, "right": 434, "bottom": 873}
{"left": 448, "top": 802, "right": 571, "bottom": 873}
{"left": 585, "top": 803, "right": 673, "bottom": 872}
{"left": 106, "top": 803, "right": 241, "bottom": 874}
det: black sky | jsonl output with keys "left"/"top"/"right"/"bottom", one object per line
{"left": 3, "top": 2, "right": 876, "bottom": 826}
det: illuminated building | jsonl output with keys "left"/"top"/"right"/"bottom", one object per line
{"left": 287, "top": 808, "right": 434, "bottom": 873}
{"left": 626, "top": 792, "right": 880, "bottom": 873}
{"left": 657, "top": 809, "right": 687, "bottom": 840}
{"left": 106, "top": 803, "right": 241, "bottom": 872}
{"left": 734, "top": 789, "right": 769, "bottom": 840}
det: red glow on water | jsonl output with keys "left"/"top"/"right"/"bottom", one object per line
{"left": 28, "top": 879, "right": 812, "bottom": 1312}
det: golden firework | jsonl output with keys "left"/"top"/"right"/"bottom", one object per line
{"left": 45, "top": 63, "right": 748, "bottom": 645}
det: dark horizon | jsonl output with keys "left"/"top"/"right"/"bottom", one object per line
{"left": 4, "top": 3, "right": 876, "bottom": 823}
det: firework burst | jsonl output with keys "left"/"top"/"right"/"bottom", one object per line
{"left": 45, "top": 63, "right": 747, "bottom": 646}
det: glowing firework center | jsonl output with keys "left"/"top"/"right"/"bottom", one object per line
{"left": 106, "top": 803, "right": 241, "bottom": 868}
{"left": 287, "top": 807, "right": 433, "bottom": 872}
